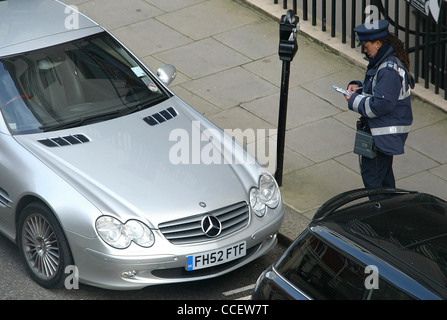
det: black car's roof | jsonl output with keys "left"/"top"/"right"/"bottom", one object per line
{"left": 311, "top": 189, "right": 447, "bottom": 296}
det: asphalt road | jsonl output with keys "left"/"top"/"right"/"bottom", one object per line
{"left": 0, "top": 233, "right": 287, "bottom": 300}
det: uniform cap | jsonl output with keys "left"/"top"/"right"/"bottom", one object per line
{"left": 354, "top": 20, "right": 390, "bottom": 46}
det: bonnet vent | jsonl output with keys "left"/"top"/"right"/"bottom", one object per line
{"left": 143, "top": 107, "right": 178, "bottom": 126}
{"left": 38, "top": 134, "right": 90, "bottom": 147}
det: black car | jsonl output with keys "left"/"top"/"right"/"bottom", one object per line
{"left": 252, "top": 188, "right": 447, "bottom": 300}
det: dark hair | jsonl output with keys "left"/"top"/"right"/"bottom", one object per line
{"left": 379, "top": 33, "right": 410, "bottom": 71}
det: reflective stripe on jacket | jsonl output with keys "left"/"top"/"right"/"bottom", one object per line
{"left": 348, "top": 48, "right": 413, "bottom": 155}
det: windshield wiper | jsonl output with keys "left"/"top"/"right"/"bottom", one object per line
{"left": 40, "top": 96, "right": 169, "bottom": 132}
{"left": 122, "top": 96, "right": 169, "bottom": 116}
{"left": 40, "top": 110, "right": 120, "bottom": 132}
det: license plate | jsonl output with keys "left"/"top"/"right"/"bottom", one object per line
{"left": 186, "top": 241, "right": 246, "bottom": 271}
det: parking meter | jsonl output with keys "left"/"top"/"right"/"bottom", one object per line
{"left": 278, "top": 10, "right": 299, "bottom": 62}
{"left": 276, "top": 10, "right": 299, "bottom": 186}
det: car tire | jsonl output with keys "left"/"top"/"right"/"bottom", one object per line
{"left": 17, "top": 202, "right": 74, "bottom": 289}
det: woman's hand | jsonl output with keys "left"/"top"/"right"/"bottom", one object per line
{"left": 345, "top": 84, "right": 359, "bottom": 101}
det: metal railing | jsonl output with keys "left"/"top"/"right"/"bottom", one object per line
{"left": 274, "top": 0, "right": 447, "bottom": 100}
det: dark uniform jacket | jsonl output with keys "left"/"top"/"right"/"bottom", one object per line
{"left": 348, "top": 45, "right": 413, "bottom": 155}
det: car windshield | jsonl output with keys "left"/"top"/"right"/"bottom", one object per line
{"left": 0, "top": 32, "right": 168, "bottom": 134}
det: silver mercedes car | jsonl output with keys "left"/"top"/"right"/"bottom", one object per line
{"left": 0, "top": 1, "right": 284, "bottom": 289}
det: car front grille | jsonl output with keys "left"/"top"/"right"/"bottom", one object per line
{"left": 158, "top": 201, "right": 249, "bottom": 245}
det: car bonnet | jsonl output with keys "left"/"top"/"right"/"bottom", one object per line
{"left": 14, "top": 96, "right": 260, "bottom": 227}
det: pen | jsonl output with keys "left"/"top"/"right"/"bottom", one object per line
{"left": 352, "top": 87, "right": 363, "bottom": 91}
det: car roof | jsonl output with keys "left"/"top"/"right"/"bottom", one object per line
{"left": 0, "top": 0, "right": 103, "bottom": 57}
{"left": 311, "top": 189, "right": 447, "bottom": 297}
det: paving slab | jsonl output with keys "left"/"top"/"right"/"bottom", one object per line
{"left": 170, "top": 86, "right": 222, "bottom": 117}
{"left": 155, "top": 0, "right": 262, "bottom": 40}
{"left": 430, "top": 164, "right": 447, "bottom": 182}
{"left": 145, "top": 0, "right": 206, "bottom": 12}
{"left": 154, "top": 38, "right": 251, "bottom": 79}
{"left": 408, "top": 97, "right": 447, "bottom": 131}
{"left": 301, "top": 68, "right": 365, "bottom": 110}
{"left": 182, "top": 66, "right": 277, "bottom": 108}
{"left": 399, "top": 171, "right": 447, "bottom": 200}
{"left": 407, "top": 119, "right": 447, "bottom": 164}
{"left": 286, "top": 117, "right": 355, "bottom": 163}
{"left": 281, "top": 160, "right": 363, "bottom": 216}
{"left": 241, "top": 86, "right": 341, "bottom": 129}
{"left": 112, "top": 19, "right": 193, "bottom": 57}
{"left": 207, "top": 105, "right": 276, "bottom": 139}
{"left": 77, "top": 0, "right": 163, "bottom": 30}
{"left": 214, "top": 20, "right": 279, "bottom": 60}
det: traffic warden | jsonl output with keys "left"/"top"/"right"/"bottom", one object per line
{"left": 346, "top": 20, "right": 413, "bottom": 189}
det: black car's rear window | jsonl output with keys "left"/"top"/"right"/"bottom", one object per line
{"left": 276, "top": 233, "right": 414, "bottom": 300}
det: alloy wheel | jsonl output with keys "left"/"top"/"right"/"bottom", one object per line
{"left": 21, "top": 213, "right": 60, "bottom": 280}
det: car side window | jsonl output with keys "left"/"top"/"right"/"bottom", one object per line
{"left": 277, "top": 234, "right": 366, "bottom": 299}
{"left": 276, "top": 234, "right": 414, "bottom": 300}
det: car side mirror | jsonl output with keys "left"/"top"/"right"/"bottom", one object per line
{"left": 157, "top": 64, "right": 177, "bottom": 86}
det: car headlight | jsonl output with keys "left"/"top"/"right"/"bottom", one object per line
{"left": 96, "top": 216, "right": 155, "bottom": 249}
{"left": 249, "top": 173, "right": 280, "bottom": 217}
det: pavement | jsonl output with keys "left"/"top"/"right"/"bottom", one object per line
{"left": 65, "top": 0, "right": 447, "bottom": 243}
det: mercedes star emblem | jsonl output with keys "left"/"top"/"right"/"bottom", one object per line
{"left": 201, "top": 216, "right": 222, "bottom": 237}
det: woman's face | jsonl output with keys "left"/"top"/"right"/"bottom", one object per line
{"left": 363, "top": 40, "right": 382, "bottom": 59}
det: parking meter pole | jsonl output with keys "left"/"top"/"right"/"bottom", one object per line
{"left": 275, "top": 10, "right": 299, "bottom": 187}
{"left": 275, "top": 60, "right": 291, "bottom": 187}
